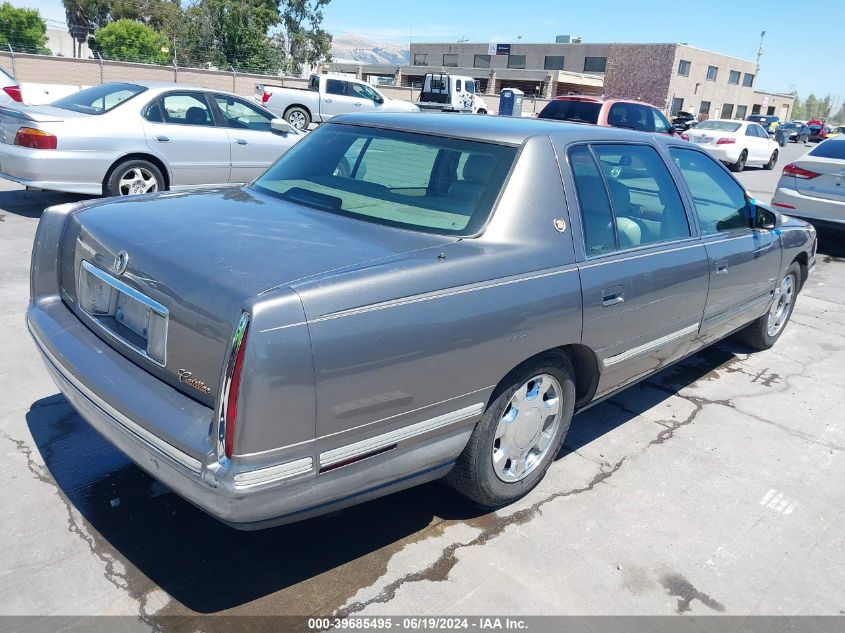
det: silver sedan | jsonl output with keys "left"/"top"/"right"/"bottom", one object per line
{"left": 0, "top": 81, "right": 303, "bottom": 196}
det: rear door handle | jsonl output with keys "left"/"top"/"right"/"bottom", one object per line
{"left": 324, "top": 98, "right": 333, "bottom": 103}
{"left": 155, "top": 135, "right": 170, "bottom": 142}
{"left": 353, "top": 102, "right": 362, "bottom": 107}
{"left": 601, "top": 285, "right": 625, "bottom": 306}
{"left": 235, "top": 139, "right": 248, "bottom": 145}
{"left": 715, "top": 261, "right": 729, "bottom": 276}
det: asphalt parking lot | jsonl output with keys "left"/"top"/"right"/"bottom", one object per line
{"left": 1, "top": 140, "right": 843, "bottom": 628}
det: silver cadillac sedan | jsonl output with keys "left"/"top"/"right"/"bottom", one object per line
{"left": 0, "top": 81, "right": 302, "bottom": 196}
{"left": 28, "top": 114, "right": 816, "bottom": 529}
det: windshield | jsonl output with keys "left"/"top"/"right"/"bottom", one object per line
{"left": 252, "top": 124, "right": 517, "bottom": 236}
{"left": 538, "top": 99, "right": 601, "bottom": 124}
{"left": 695, "top": 121, "right": 742, "bottom": 132}
{"left": 50, "top": 83, "right": 147, "bottom": 115}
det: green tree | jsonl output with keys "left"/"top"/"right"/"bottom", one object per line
{"left": 0, "top": 2, "right": 50, "bottom": 54}
{"left": 282, "top": 0, "right": 332, "bottom": 74}
{"left": 179, "top": 0, "right": 286, "bottom": 73}
{"left": 112, "top": 0, "right": 182, "bottom": 40}
{"left": 93, "top": 19, "right": 170, "bottom": 63}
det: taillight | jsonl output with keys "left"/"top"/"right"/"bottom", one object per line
{"left": 680, "top": 133, "right": 689, "bottom": 141}
{"left": 716, "top": 137, "right": 736, "bottom": 145}
{"left": 3, "top": 85, "right": 22, "bottom": 102}
{"left": 783, "top": 163, "right": 820, "bottom": 179}
{"left": 222, "top": 313, "right": 250, "bottom": 460}
{"left": 14, "top": 127, "right": 57, "bottom": 150}
{"left": 261, "top": 90, "right": 271, "bottom": 104}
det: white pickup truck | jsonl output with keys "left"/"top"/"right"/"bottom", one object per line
{"left": 256, "top": 74, "right": 419, "bottom": 130}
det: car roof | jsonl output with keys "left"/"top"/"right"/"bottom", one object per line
{"left": 702, "top": 118, "right": 747, "bottom": 124}
{"left": 121, "top": 81, "right": 236, "bottom": 94}
{"left": 331, "top": 112, "right": 673, "bottom": 146}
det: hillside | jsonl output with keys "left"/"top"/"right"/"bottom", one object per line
{"left": 331, "top": 34, "right": 410, "bottom": 66}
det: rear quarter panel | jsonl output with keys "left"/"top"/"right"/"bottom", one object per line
{"left": 293, "top": 135, "right": 583, "bottom": 462}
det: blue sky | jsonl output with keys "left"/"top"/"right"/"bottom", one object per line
{"left": 15, "top": 0, "right": 844, "bottom": 105}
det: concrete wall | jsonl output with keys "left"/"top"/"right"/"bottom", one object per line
{"left": 0, "top": 51, "right": 287, "bottom": 98}
{"left": 665, "top": 45, "right": 759, "bottom": 119}
{"left": 409, "top": 42, "right": 611, "bottom": 75}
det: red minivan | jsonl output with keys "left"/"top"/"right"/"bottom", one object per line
{"left": 538, "top": 96, "right": 678, "bottom": 136}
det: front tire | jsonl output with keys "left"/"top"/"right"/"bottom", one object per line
{"left": 729, "top": 150, "right": 748, "bottom": 172}
{"left": 764, "top": 149, "right": 778, "bottom": 170}
{"left": 448, "top": 352, "right": 576, "bottom": 507}
{"left": 284, "top": 106, "right": 311, "bottom": 130}
{"left": 105, "top": 159, "right": 164, "bottom": 197}
{"left": 736, "top": 262, "right": 801, "bottom": 350}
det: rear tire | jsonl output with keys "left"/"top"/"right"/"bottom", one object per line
{"left": 764, "top": 150, "right": 778, "bottom": 170}
{"left": 735, "top": 262, "right": 801, "bottom": 351}
{"left": 105, "top": 159, "right": 164, "bottom": 197}
{"left": 729, "top": 150, "right": 748, "bottom": 172}
{"left": 448, "top": 352, "right": 576, "bottom": 507}
{"left": 284, "top": 106, "right": 311, "bottom": 130}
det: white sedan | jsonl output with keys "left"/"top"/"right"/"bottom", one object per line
{"left": 682, "top": 119, "right": 779, "bottom": 172}
{"left": 0, "top": 81, "right": 303, "bottom": 196}
{"left": 771, "top": 138, "right": 845, "bottom": 229}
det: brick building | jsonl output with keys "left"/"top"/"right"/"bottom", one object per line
{"left": 330, "top": 39, "right": 794, "bottom": 119}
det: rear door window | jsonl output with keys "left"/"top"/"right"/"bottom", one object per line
{"left": 538, "top": 100, "right": 601, "bottom": 124}
{"left": 569, "top": 143, "right": 690, "bottom": 256}
{"left": 325, "top": 80, "right": 347, "bottom": 96}
{"left": 669, "top": 147, "right": 753, "bottom": 234}
{"left": 808, "top": 140, "right": 845, "bottom": 159}
{"left": 159, "top": 93, "right": 215, "bottom": 126}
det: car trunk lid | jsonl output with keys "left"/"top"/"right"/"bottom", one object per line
{"left": 0, "top": 104, "right": 81, "bottom": 144}
{"left": 793, "top": 156, "right": 845, "bottom": 202}
{"left": 59, "top": 187, "right": 454, "bottom": 406}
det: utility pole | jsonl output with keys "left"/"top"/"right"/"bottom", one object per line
{"left": 755, "top": 31, "right": 765, "bottom": 75}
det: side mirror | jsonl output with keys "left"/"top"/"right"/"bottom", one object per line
{"left": 753, "top": 201, "right": 780, "bottom": 230}
{"left": 374, "top": 95, "right": 385, "bottom": 104}
{"left": 668, "top": 124, "right": 677, "bottom": 135}
{"left": 270, "top": 118, "right": 293, "bottom": 134}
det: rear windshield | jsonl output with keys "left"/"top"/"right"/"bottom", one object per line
{"left": 252, "top": 124, "right": 518, "bottom": 236}
{"left": 51, "top": 83, "right": 146, "bottom": 115}
{"left": 808, "top": 140, "right": 845, "bottom": 160}
{"left": 538, "top": 100, "right": 601, "bottom": 124}
{"left": 695, "top": 121, "right": 741, "bottom": 132}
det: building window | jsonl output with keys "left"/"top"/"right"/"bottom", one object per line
{"left": 735, "top": 105, "right": 748, "bottom": 119}
{"left": 721, "top": 103, "right": 734, "bottom": 119}
{"left": 507, "top": 54, "right": 526, "bottom": 69}
{"left": 671, "top": 97, "right": 684, "bottom": 115}
{"left": 413, "top": 53, "right": 427, "bottom": 66}
{"left": 728, "top": 70, "right": 741, "bottom": 85}
{"left": 677, "top": 59, "right": 691, "bottom": 76}
{"left": 751, "top": 104, "right": 761, "bottom": 115}
{"left": 442, "top": 54, "right": 458, "bottom": 67}
{"left": 699, "top": 100, "right": 711, "bottom": 115}
{"left": 543, "top": 55, "right": 565, "bottom": 70}
{"left": 473, "top": 54, "right": 491, "bottom": 68}
{"left": 767, "top": 106, "right": 776, "bottom": 115}
{"left": 743, "top": 73, "right": 754, "bottom": 87}
{"left": 706, "top": 65, "right": 718, "bottom": 81}
{"left": 584, "top": 56, "right": 607, "bottom": 72}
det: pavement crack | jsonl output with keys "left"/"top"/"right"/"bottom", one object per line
{"left": 335, "top": 458, "right": 625, "bottom": 618}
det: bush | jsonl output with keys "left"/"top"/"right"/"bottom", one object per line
{"left": 94, "top": 19, "right": 170, "bottom": 64}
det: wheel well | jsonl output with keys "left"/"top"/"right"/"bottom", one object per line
{"left": 103, "top": 153, "right": 170, "bottom": 194}
{"left": 489, "top": 344, "right": 601, "bottom": 411}
{"left": 284, "top": 104, "right": 311, "bottom": 118}
{"left": 793, "top": 251, "right": 809, "bottom": 288}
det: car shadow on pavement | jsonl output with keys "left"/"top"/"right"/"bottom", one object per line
{"left": 25, "top": 343, "right": 742, "bottom": 614}
{"left": 814, "top": 228, "right": 845, "bottom": 258}
{"left": 0, "top": 190, "right": 90, "bottom": 219}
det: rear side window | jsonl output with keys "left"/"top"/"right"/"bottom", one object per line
{"left": 252, "top": 125, "right": 517, "bottom": 236}
{"left": 570, "top": 144, "right": 690, "bottom": 256}
{"left": 608, "top": 103, "right": 655, "bottom": 132}
{"left": 538, "top": 100, "right": 601, "bottom": 124}
{"left": 326, "top": 80, "right": 347, "bottom": 96}
{"left": 51, "top": 82, "right": 146, "bottom": 115}
{"left": 809, "top": 140, "right": 845, "bottom": 159}
{"left": 669, "top": 148, "right": 752, "bottom": 234}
